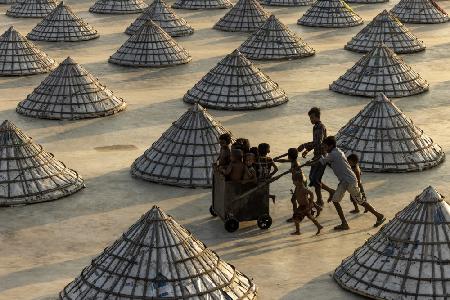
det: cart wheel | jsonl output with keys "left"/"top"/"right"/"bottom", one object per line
{"left": 257, "top": 214, "right": 272, "bottom": 230}
{"left": 224, "top": 218, "right": 239, "bottom": 233}
{"left": 209, "top": 205, "right": 217, "bottom": 217}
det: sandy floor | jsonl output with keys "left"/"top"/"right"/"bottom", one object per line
{"left": 0, "top": 0, "right": 450, "bottom": 299}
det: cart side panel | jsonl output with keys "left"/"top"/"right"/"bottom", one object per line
{"left": 213, "top": 170, "right": 227, "bottom": 220}
{"left": 235, "top": 184, "right": 270, "bottom": 221}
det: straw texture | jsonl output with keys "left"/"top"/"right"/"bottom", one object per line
{"left": 260, "top": 0, "right": 314, "bottom": 6}
{"left": 7, "top": 0, "right": 58, "bottom": 18}
{"left": 213, "top": 0, "right": 269, "bottom": 32}
{"left": 391, "top": 0, "right": 449, "bottom": 24}
{"left": 89, "top": 0, "right": 147, "bottom": 14}
{"left": 126, "top": 0, "right": 194, "bottom": 37}
{"left": 0, "top": 26, "right": 56, "bottom": 76}
{"left": 172, "top": 0, "right": 232, "bottom": 9}
{"left": 0, "top": 0, "right": 16, "bottom": 4}
{"left": 109, "top": 20, "right": 191, "bottom": 67}
{"left": 297, "top": 0, "right": 363, "bottom": 28}
{"left": 27, "top": 2, "right": 99, "bottom": 42}
{"left": 0, "top": 120, "right": 85, "bottom": 207}
{"left": 239, "top": 14, "right": 315, "bottom": 60}
{"left": 334, "top": 186, "right": 450, "bottom": 299}
{"left": 131, "top": 104, "right": 232, "bottom": 188}
{"left": 346, "top": 0, "right": 387, "bottom": 3}
{"left": 336, "top": 93, "right": 444, "bottom": 172}
{"left": 17, "top": 57, "right": 127, "bottom": 120}
{"left": 345, "top": 10, "right": 425, "bottom": 54}
{"left": 184, "top": 49, "right": 288, "bottom": 110}
{"left": 330, "top": 44, "right": 429, "bottom": 98}
{"left": 59, "top": 206, "right": 257, "bottom": 299}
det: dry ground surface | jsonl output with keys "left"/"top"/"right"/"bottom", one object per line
{"left": 0, "top": 0, "right": 449, "bottom": 299}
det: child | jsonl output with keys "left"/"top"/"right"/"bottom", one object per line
{"left": 297, "top": 107, "right": 334, "bottom": 207}
{"left": 310, "top": 136, "right": 385, "bottom": 230}
{"left": 257, "top": 143, "right": 278, "bottom": 202}
{"left": 217, "top": 133, "right": 232, "bottom": 167}
{"left": 220, "top": 149, "right": 245, "bottom": 182}
{"left": 291, "top": 171, "right": 323, "bottom": 236}
{"left": 242, "top": 153, "right": 258, "bottom": 184}
{"left": 347, "top": 154, "right": 368, "bottom": 214}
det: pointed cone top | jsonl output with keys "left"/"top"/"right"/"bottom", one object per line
{"left": 184, "top": 48, "right": 288, "bottom": 110}
{"left": 345, "top": 9, "right": 425, "bottom": 54}
{"left": 297, "top": 0, "right": 363, "bottom": 28}
{"left": 334, "top": 186, "right": 449, "bottom": 299}
{"left": 109, "top": 17, "right": 191, "bottom": 67}
{"left": 261, "top": 0, "right": 315, "bottom": 6}
{"left": 59, "top": 206, "right": 257, "bottom": 299}
{"left": 27, "top": 3, "right": 99, "bottom": 42}
{"left": 330, "top": 43, "right": 429, "bottom": 98}
{"left": 416, "top": 186, "right": 444, "bottom": 203}
{"left": 131, "top": 105, "right": 232, "bottom": 187}
{"left": 391, "top": 0, "right": 449, "bottom": 24}
{"left": 171, "top": 0, "right": 233, "bottom": 10}
{"left": 125, "top": 0, "right": 194, "bottom": 37}
{"left": 239, "top": 13, "right": 315, "bottom": 60}
{"left": 336, "top": 93, "right": 445, "bottom": 172}
{"left": 0, "top": 121, "right": 84, "bottom": 206}
{"left": 16, "top": 57, "right": 126, "bottom": 120}
{"left": 213, "top": 0, "right": 270, "bottom": 32}
{"left": 6, "top": 0, "right": 59, "bottom": 18}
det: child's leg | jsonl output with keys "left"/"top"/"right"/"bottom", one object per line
{"left": 306, "top": 213, "right": 323, "bottom": 235}
{"left": 291, "top": 221, "right": 301, "bottom": 235}
{"left": 349, "top": 185, "right": 385, "bottom": 227}
{"left": 350, "top": 196, "right": 360, "bottom": 213}
{"left": 321, "top": 182, "right": 335, "bottom": 202}
{"left": 332, "top": 183, "right": 349, "bottom": 230}
{"left": 286, "top": 193, "right": 297, "bottom": 222}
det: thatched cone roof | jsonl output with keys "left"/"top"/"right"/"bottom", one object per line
{"left": 6, "top": 0, "right": 58, "bottom": 18}
{"left": 59, "top": 206, "right": 257, "bottom": 299}
{"left": 27, "top": 2, "right": 99, "bottom": 42}
{"left": 17, "top": 57, "right": 127, "bottom": 120}
{"left": 0, "top": 0, "right": 16, "bottom": 4}
{"left": 0, "top": 26, "right": 56, "bottom": 76}
{"left": 172, "top": 0, "right": 232, "bottom": 10}
{"left": 131, "top": 104, "right": 232, "bottom": 188}
{"left": 336, "top": 93, "right": 444, "bottom": 172}
{"left": 345, "top": 10, "right": 425, "bottom": 54}
{"left": 213, "top": 0, "right": 269, "bottom": 32}
{"left": 334, "top": 186, "right": 449, "bottom": 299}
{"left": 346, "top": 0, "right": 387, "bottom": 3}
{"left": 0, "top": 120, "right": 85, "bottom": 207}
{"left": 297, "top": 0, "right": 363, "bottom": 28}
{"left": 126, "top": 0, "right": 194, "bottom": 37}
{"left": 330, "top": 44, "right": 429, "bottom": 98}
{"left": 89, "top": 0, "right": 147, "bottom": 14}
{"left": 184, "top": 49, "right": 288, "bottom": 110}
{"left": 260, "top": 0, "right": 314, "bottom": 6}
{"left": 239, "top": 14, "right": 315, "bottom": 60}
{"left": 391, "top": 0, "right": 449, "bottom": 24}
{"left": 109, "top": 20, "right": 191, "bottom": 67}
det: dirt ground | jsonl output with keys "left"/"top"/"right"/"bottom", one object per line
{"left": 0, "top": 0, "right": 449, "bottom": 299}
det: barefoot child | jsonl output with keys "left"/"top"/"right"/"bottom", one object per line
{"left": 291, "top": 172, "right": 323, "bottom": 236}
{"left": 257, "top": 143, "right": 278, "bottom": 202}
{"left": 309, "top": 136, "right": 385, "bottom": 230}
{"left": 243, "top": 153, "right": 258, "bottom": 184}
{"left": 217, "top": 133, "right": 232, "bottom": 167}
{"left": 220, "top": 149, "right": 245, "bottom": 182}
{"left": 347, "top": 154, "right": 368, "bottom": 214}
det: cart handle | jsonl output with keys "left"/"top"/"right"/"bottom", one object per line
{"left": 231, "top": 161, "right": 311, "bottom": 203}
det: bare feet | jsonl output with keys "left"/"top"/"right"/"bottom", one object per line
{"left": 286, "top": 217, "right": 294, "bottom": 223}
{"left": 334, "top": 223, "right": 350, "bottom": 231}
{"left": 350, "top": 209, "right": 360, "bottom": 214}
{"left": 374, "top": 215, "right": 386, "bottom": 228}
{"left": 316, "top": 225, "right": 323, "bottom": 235}
{"left": 291, "top": 231, "right": 301, "bottom": 235}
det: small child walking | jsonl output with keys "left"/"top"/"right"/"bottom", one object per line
{"left": 347, "top": 154, "right": 368, "bottom": 214}
{"left": 291, "top": 171, "right": 323, "bottom": 236}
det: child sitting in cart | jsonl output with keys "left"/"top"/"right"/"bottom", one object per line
{"left": 347, "top": 154, "right": 368, "bottom": 214}
{"left": 257, "top": 143, "right": 278, "bottom": 202}
{"left": 243, "top": 153, "right": 258, "bottom": 184}
{"left": 220, "top": 149, "right": 245, "bottom": 182}
{"left": 217, "top": 133, "right": 232, "bottom": 167}
{"left": 291, "top": 171, "right": 323, "bottom": 236}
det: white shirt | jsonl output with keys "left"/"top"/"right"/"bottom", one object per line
{"left": 320, "top": 148, "right": 357, "bottom": 185}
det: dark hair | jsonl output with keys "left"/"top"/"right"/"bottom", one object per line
{"left": 219, "top": 133, "right": 231, "bottom": 145}
{"left": 231, "top": 149, "right": 243, "bottom": 160}
{"left": 347, "top": 154, "right": 359, "bottom": 163}
{"left": 288, "top": 148, "right": 298, "bottom": 160}
{"left": 322, "top": 136, "right": 336, "bottom": 148}
{"left": 308, "top": 107, "right": 321, "bottom": 118}
{"left": 249, "top": 147, "right": 259, "bottom": 158}
{"left": 258, "top": 143, "right": 270, "bottom": 156}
